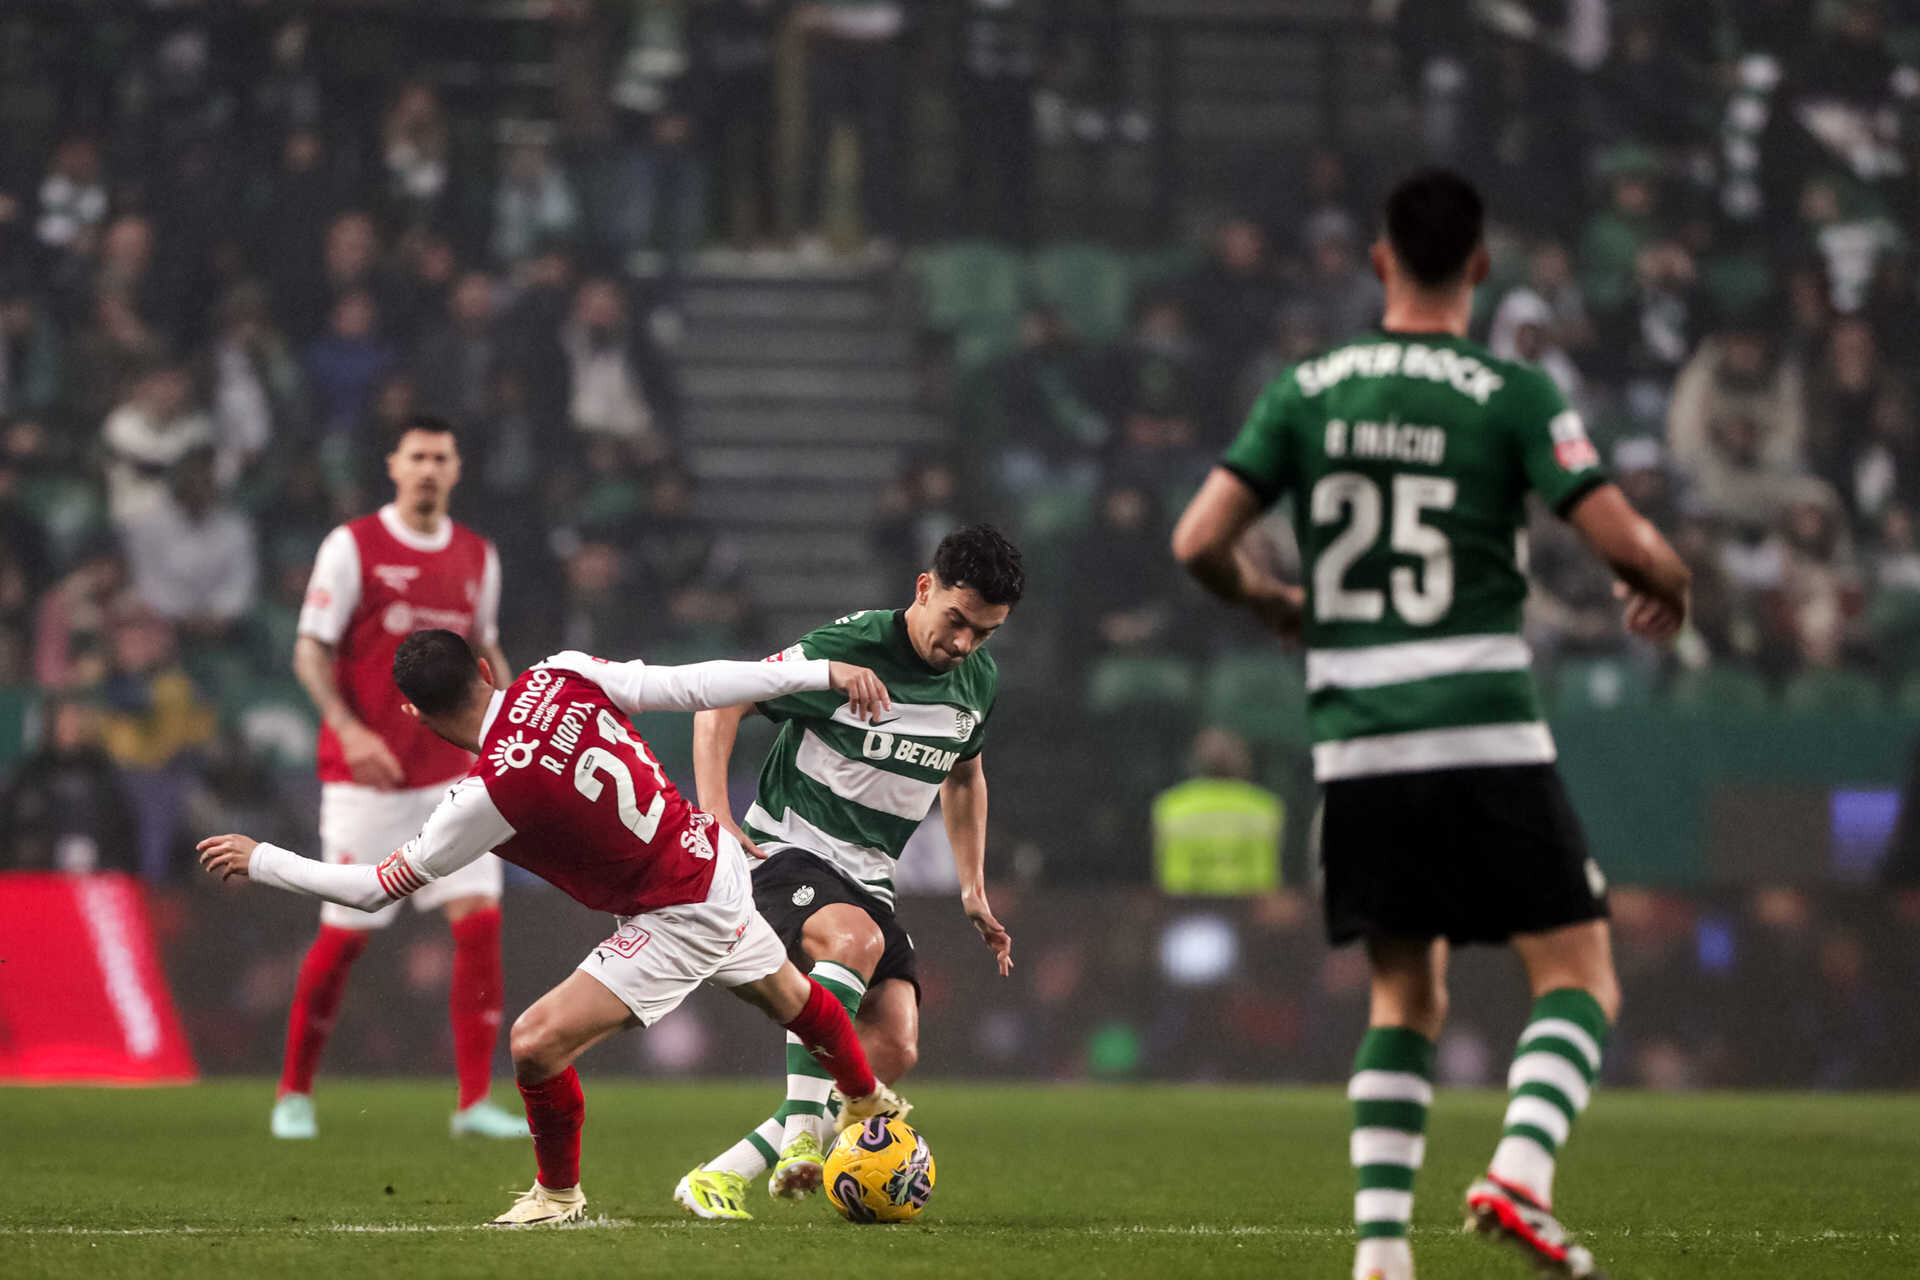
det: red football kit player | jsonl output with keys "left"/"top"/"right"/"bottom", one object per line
{"left": 201, "top": 631, "right": 907, "bottom": 1225}
{"left": 279, "top": 418, "right": 523, "bottom": 1141}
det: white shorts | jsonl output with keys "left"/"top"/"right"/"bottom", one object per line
{"left": 318, "top": 781, "right": 505, "bottom": 930}
{"left": 576, "top": 834, "right": 789, "bottom": 1026}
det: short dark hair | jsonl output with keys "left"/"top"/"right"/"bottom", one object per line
{"left": 389, "top": 413, "right": 458, "bottom": 453}
{"left": 1384, "top": 168, "right": 1484, "bottom": 288}
{"left": 393, "top": 629, "right": 482, "bottom": 716}
{"left": 931, "top": 524, "right": 1025, "bottom": 607}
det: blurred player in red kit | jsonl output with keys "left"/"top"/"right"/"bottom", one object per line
{"left": 273, "top": 416, "right": 524, "bottom": 1140}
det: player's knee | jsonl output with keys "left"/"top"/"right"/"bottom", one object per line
{"left": 865, "top": 1033, "right": 916, "bottom": 1082}
{"left": 509, "top": 1009, "right": 562, "bottom": 1079}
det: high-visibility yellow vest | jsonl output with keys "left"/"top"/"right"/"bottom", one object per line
{"left": 1151, "top": 778, "right": 1284, "bottom": 895}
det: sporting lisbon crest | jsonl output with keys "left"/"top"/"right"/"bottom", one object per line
{"left": 953, "top": 709, "right": 977, "bottom": 739}
{"left": 792, "top": 885, "right": 816, "bottom": 906}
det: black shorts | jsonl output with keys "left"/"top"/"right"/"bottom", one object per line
{"left": 1317, "top": 762, "right": 1608, "bottom": 948}
{"left": 751, "top": 848, "right": 919, "bottom": 998}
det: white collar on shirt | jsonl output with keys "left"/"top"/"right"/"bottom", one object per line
{"left": 478, "top": 689, "right": 506, "bottom": 742}
{"left": 378, "top": 502, "right": 453, "bottom": 553}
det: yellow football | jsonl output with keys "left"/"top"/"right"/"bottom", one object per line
{"left": 822, "top": 1116, "right": 936, "bottom": 1223}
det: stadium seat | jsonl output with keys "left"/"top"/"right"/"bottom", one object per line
{"left": 1667, "top": 665, "right": 1773, "bottom": 713}
{"left": 1026, "top": 243, "right": 1134, "bottom": 344}
{"left": 1780, "top": 667, "right": 1884, "bottom": 717}
{"left": 1202, "top": 651, "right": 1309, "bottom": 747}
{"left": 1549, "top": 657, "right": 1654, "bottom": 713}
{"left": 913, "top": 240, "right": 1022, "bottom": 336}
{"left": 1087, "top": 654, "right": 1200, "bottom": 718}
{"left": 0, "top": 685, "right": 36, "bottom": 769}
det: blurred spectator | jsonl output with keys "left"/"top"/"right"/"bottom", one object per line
{"left": 101, "top": 361, "right": 215, "bottom": 527}
{"left": 97, "top": 609, "right": 218, "bottom": 880}
{"left": 1068, "top": 481, "right": 1183, "bottom": 659}
{"left": 1151, "top": 727, "right": 1283, "bottom": 896}
{"left": 65, "top": 293, "right": 165, "bottom": 435}
{"left": 1103, "top": 294, "right": 1210, "bottom": 492}
{"left": 1759, "top": 485, "right": 1864, "bottom": 668}
{"left": 598, "top": 4, "right": 705, "bottom": 276}
{"left": 556, "top": 532, "right": 645, "bottom": 653}
{"left": 1579, "top": 144, "right": 1663, "bottom": 321}
{"left": 0, "top": 696, "right": 138, "bottom": 874}
{"left": 302, "top": 290, "right": 393, "bottom": 439}
{"left": 562, "top": 277, "right": 677, "bottom": 457}
{"left": 800, "top": 0, "right": 906, "bottom": 250}
{"left": 1234, "top": 300, "right": 1325, "bottom": 425}
{"left": 874, "top": 453, "right": 964, "bottom": 589}
{"left": 383, "top": 227, "right": 461, "bottom": 352}
{"left": 1288, "top": 209, "right": 1382, "bottom": 347}
{"left": 92, "top": 214, "right": 168, "bottom": 335}
{"left": 380, "top": 83, "right": 452, "bottom": 230}
{"left": 119, "top": 448, "right": 258, "bottom": 643}
{"left": 631, "top": 466, "right": 755, "bottom": 650}
{"left": 695, "top": 1, "right": 784, "bottom": 247}
{"left": 202, "top": 281, "right": 302, "bottom": 486}
{"left": 501, "top": 240, "right": 578, "bottom": 421}
{"left": 33, "top": 539, "right": 125, "bottom": 691}
{"left": 998, "top": 304, "right": 1107, "bottom": 496}
{"left": 1489, "top": 286, "right": 1586, "bottom": 409}
{"left": 1668, "top": 314, "right": 1807, "bottom": 495}
{"left": 35, "top": 135, "right": 108, "bottom": 261}
{"left": 1793, "top": 176, "right": 1900, "bottom": 316}
{"left": 1805, "top": 316, "right": 1908, "bottom": 524}
{"left": 249, "top": 16, "right": 326, "bottom": 148}
{"left": 0, "top": 273, "right": 62, "bottom": 420}
{"left": 957, "top": 0, "right": 1040, "bottom": 244}
{"left": 1183, "top": 218, "right": 1286, "bottom": 401}
{"left": 412, "top": 270, "right": 502, "bottom": 425}
{"left": 492, "top": 138, "right": 580, "bottom": 269}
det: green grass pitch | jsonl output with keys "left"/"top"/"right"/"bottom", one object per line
{"left": 2, "top": 1082, "right": 1912, "bottom": 1278}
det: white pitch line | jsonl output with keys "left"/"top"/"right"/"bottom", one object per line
{"left": 0, "top": 1222, "right": 1900, "bottom": 1246}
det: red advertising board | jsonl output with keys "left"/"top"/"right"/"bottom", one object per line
{"left": 0, "top": 873, "right": 198, "bottom": 1084}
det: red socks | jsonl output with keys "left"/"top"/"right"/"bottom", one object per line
{"left": 279, "top": 924, "right": 371, "bottom": 1097}
{"left": 518, "top": 1066, "right": 584, "bottom": 1190}
{"left": 449, "top": 906, "right": 505, "bottom": 1109}
{"left": 784, "top": 978, "right": 878, "bottom": 1100}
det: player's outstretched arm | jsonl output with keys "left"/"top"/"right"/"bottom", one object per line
{"left": 1565, "top": 484, "right": 1691, "bottom": 644}
{"left": 1172, "top": 468, "right": 1305, "bottom": 639}
{"left": 539, "top": 650, "right": 885, "bottom": 717}
{"left": 943, "top": 753, "right": 1012, "bottom": 976}
{"left": 196, "top": 777, "right": 513, "bottom": 911}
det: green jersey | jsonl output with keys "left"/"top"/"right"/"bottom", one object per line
{"left": 1220, "top": 331, "right": 1607, "bottom": 782}
{"left": 743, "top": 608, "right": 997, "bottom": 906}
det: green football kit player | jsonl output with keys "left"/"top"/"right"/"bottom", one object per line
{"left": 674, "top": 526, "right": 1024, "bottom": 1219}
{"left": 1174, "top": 170, "right": 1690, "bottom": 1280}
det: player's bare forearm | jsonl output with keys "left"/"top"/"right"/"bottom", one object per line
{"left": 942, "top": 755, "right": 1012, "bottom": 975}
{"left": 1173, "top": 468, "right": 1305, "bottom": 637}
{"left": 693, "top": 702, "right": 763, "bottom": 855}
{"left": 293, "top": 635, "right": 362, "bottom": 732}
{"left": 1567, "top": 484, "right": 1691, "bottom": 628}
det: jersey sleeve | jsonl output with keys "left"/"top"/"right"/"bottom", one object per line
{"left": 1508, "top": 371, "right": 1608, "bottom": 516}
{"left": 296, "top": 526, "right": 361, "bottom": 645}
{"left": 1219, "top": 373, "right": 1302, "bottom": 509}
{"left": 537, "top": 649, "right": 833, "bottom": 715}
{"left": 473, "top": 541, "right": 503, "bottom": 648}
{"left": 247, "top": 776, "right": 512, "bottom": 909}
{"left": 756, "top": 625, "right": 862, "bottom": 723}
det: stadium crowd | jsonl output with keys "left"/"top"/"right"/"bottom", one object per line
{"left": 2, "top": 0, "right": 1919, "bottom": 899}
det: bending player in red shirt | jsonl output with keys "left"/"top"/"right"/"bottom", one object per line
{"left": 282, "top": 415, "right": 521, "bottom": 1141}
{"left": 199, "top": 630, "right": 908, "bottom": 1226}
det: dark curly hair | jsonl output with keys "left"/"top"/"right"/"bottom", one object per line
{"left": 931, "top": 524, "right": 1025, "bottom": 607}
{"left": 393, "top": 629, "right": 482, "bottom": 716}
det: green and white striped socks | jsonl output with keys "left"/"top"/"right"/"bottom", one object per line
{"left": 778, "top": 961, "right": 867, "bottom": 1149}
{"left": 1487, "top": 988, "right": 1608, "bottom": 1207}
{"left": 705, "top": 960, "right": 870, "bottom": 1179}
{"left": 1349, "top": 1026, "right": 1434, "bottom": 1276}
